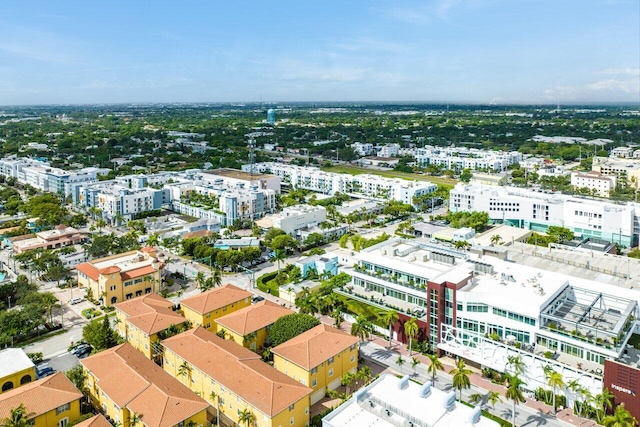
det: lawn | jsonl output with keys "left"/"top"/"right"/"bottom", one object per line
{"left": 320, "top": 165, "right": 457, "bottom": 189}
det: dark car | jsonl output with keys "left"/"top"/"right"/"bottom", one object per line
{"left": 252, "top": 295, "right": 265, "bottom": 303}
{"left": 36, "top": 366, "right": 56, "bottom": 379}
{"left": 76, "top": 348, "right": 92, "bottom": 359}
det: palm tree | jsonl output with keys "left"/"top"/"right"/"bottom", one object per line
{"left": 195, "top": 272, "right": 206, "bottom": 291}
{"left": 506, "top": 355, "right": 525, "bottom": 375}
{"left": 450, "top": 359, "right": 472, "bottom": 401}
{"left": 404, "top": 318, "right": 419, "bottom": 356}
{"left": 341, "top": 371, "right": 355, "bottom": 395}
{"left": 212, "top": 268, "right": 222, "bottom": 287}
{"left": 129, "top": 413, "right": 143, "bottom": 427}
{"left": 490, "top": 234, "right": 503, "bottom": 246}
{"left": 350, "top": 316, "right": 372, "bottom": 342}
{"left": 426, "top": 353, "right": 444, "bottom": 383}
{"left": 396, "top": 356, "right": 406, "bottom": 374}
{"left": 595, "top": 388, "right": 615, "bottom": 424}
{"left": 411, "top": 357, "right": 420, "bottom": 374}
{"left": 381, "top": 310, "right": 399, "bottom": 349}
{"left": 486, "top": 390, "right": 503, "bottom": 409}
{"left": 454, "top": 240, "right": 471, "bottom": 250}
{"left": 355, "top": 366, "right": 371, "bottom": 390}
{"left": 602, "top": 403, "right": 637, "bottom": 427}
{"left": 238, "top": 408, "right": 256, "bottom": 427}
{"left": 270, "top": 249, "right": 287, "bottom": 273}
{"left": 209, "top": 391, "right": 220, "bottom": 427}
{"left": 505, "top": 374, "right": 526, "bottom": 427}
{"left": 547, "top": 370, "right": 565, "bottom": 415}
{"left": 331, "top": 307, "right": 343, "bottom": 328}
{"left": 0, "top": 404, "right": 35, "bottom": 427}
{"left": 177, "top": 360, "right": 192, "bottom": 384}
{"left": 147, "top": 233, "right": 160, "bottom": 247}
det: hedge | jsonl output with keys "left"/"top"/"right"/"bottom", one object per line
{"left": 257, "top": 271, "right": 279, "bottom": 296}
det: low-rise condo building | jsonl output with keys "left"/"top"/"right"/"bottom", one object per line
{"left": 81, "top": 343, "right": 209, "bottom": 427}
{"left": 273, "top": 324, "right": 360, "bottom": 405}
{"left": 75, "top": 247, "right": 164, "bottom": 306}
{"left": 162, "top": 327, "right": 312, "bottom": 427}
{"left": 0, "top": 372, "right": 83, "bottom": 427}
{"left": 0, "top": 348, "right": 36, "bottom": 393}
{"left": 179, "top": 284, "right": 252, "bottom": 332}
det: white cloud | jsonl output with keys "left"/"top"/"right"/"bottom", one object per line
{"left": 543, "top": 77, "right": 640, "bottom": 101}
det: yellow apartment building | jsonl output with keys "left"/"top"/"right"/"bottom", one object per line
{"left": 0, "top": 372, "right": 83, "bottom": 427}
{"left": 76, "top": 247, "right": 164, "bottom": 306}
{"left": 81, "top": 343, "right": 209, "bottom": 427}
{"left": 215, "top": 300, "right": 293, "bottom": 351}
{"left": 114, "top": 293, "right": 187, "bottom": 360}
{"left": 272, "top": 324, "right": 360, "bottom": 405}
{"left": 179, "top": 284, "right": 251, "bottom": 332}
{"left": 0, "top": 348, "right": 36, "bottom": 393}
{"left": 162, "top": 327, "right": 311, "bottom": 427}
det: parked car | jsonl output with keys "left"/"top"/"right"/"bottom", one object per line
{"left": 76, "top": 348, "right": 92, "bottom": 359}
{"left": 36, "top": 366, "right": 56, "bottom": 379}
{"left": 71, "top": 344, "right": 92, "bottom": 356}
{"left": 252, "top": 295, "right": 265, "bottom": 303}
{"left": 69, "top": 297, "right": 84, "bottom": 305}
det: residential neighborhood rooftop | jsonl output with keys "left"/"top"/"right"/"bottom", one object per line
{"left": 179, "top": 284, "right": 252, "bottom": 314}
{"left": 114, "top": 293, "right": 185, "bottom": 335}
{"left": 215, "top": 299, "right": 293, "bottom": 336}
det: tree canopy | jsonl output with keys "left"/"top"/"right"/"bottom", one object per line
{"left": 269, "top": 313, "right": 320, "bottom": 346}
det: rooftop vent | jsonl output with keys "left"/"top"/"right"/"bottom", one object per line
{"left": 397, "top": 375, "right": 410, "bottom": 390}
{"left": 419, "top": 381, "right": 432, "bottom": 397}
{"left": 443, "top": 391, "right": 456, "bottom": 410}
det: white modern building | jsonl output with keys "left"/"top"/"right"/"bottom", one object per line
{"left": 323, "top": 374, "right": 500, "bottom": 427}
{"left": 592, "top": 156, "right": 640, "bottom": 185}
{"left": 351, "top": 142, "right": 375, "bottom": 156}
{"left": 449, "top": 182, "right": 636, "bottom": 247}
{"left": 272, "top": 205, "right": 326, "bottom": 237}
{"left": 245, "top": 163, "right": 437, "bottom": 206}
{"left": 414, "top": 146, "right": 522, "bottom": 172}
{"left": 571, "top": 171, "right": 617, "bottom": 197}
{"left": 377, "top": 143, "right": 400, "bottom": 157}
{"left": 0, "top": 156, "right": 109, "bottom": 196}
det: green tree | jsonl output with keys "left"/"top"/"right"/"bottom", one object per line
{"left": 0, "top": 404, "right": 35, "bottom": 427}
{"left": 505, "top": 374, "right": 526, "bottom": 427}
{"left": 602, "top": 403, "right": 636, "bottom": 427}
{"left": 238, "top": 408, "right": 256, "bottom": 427}
{"left": 341, "top": 371, "right": 355, "bottom": 395}
{"left": 271, "top": 234, "right": 298, "bottom": 253}
{"left": 269, "top": 313, "right": 320, "bottom": 346}
{"left": 404, "top": 318, "right": 419, "bottom": 356}
{"left": 177, "top": 360, "right": 192, "bottom": 383}
{"left": 269, "top": 249, "right": 287, "bottom": 274}
{"left": 450, "top": 359, "right": 472, "bottom": 401}
{"left": 82, "top": 316, "right": 119, "bottom": 351}
{"left": 66, "top": 365, "right": 87, "bottom": 393}
{"left": 595, "top": 388, "right": 615, "bottom": 423}
{"left": 350, "top": 316, "right": 373, "bottom": 342}
{"left": 426, "top": 353, "right": 444, "bottom": 383}
{"left": 396, "top": 356, "right": 406, "bottom": 374}
{"left": 506, "top": 355, "right": 525, "bottom": 375}
{"left": 381, "top": 310, "right": 399, "bottom": 349}
{"left": 547, "top": 370, "right": 565, "bottom": 415}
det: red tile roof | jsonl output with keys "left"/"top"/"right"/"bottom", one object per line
{"left": 216, "top": 300, "right": 293, "bottom": 336}
{"left": 114, "top": 293, "right": 185, "bottom": 335}
{"left": 180, "top": 284, "right": 252, "bottom": 314}
{"left": 72, "top": 414, "right": 113, "bottom": 427}
{"left": 75, "top": 263, "right": 100, "bottom": 281}
{"left": 162, "top": 327, "right": 310, "bottom": 417}
{"left": 120, "top": 265, "right": 157, "bottom": 280}
{"left": 81, "top": 344, "right": 208, "bottom": 427}
{"left": 272, "top": 324, "right": 360, "bottom": 370}
{"left": 0, "top": 372, "right": 83, "bottom": 420}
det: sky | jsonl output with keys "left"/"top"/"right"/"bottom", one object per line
{"left": 0, "top": 0, "right": 638, "bottom": 105}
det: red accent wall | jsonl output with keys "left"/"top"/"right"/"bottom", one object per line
{"left": 603, "top": 359, "right": 640, "bottom": 420}
{"left": 390, "top": 312, "right": 428, "bottom": 345}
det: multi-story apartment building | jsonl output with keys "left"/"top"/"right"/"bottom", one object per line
{"left": 74, "top": 180, "right": 169, "bottom": 223}
{"left": 0, "top": 373, "right": 83, "bottom": 427}
{"left": 0, "top": 155, "right": 109, "bottom": 196}
{"left": 114, "top": 293, "right": 186, "bottom": 360}
{"left": 377, "top": 143, "right": 400, "bottom": 157}
{"left": 215, "top": 300, "right": 293, "bottom": 351}
{"left": 272, "top": 324, "right": 359, "bottom": 405}
{"left": 350, "top": 142, "right": 375, "bottom": 156}
{"left": 162, "top": 327, "right": 312, "bottom": 427}
{"left": 592, "top": 156, "right": 640, "bottom": 184}
{"left": 75, "top": 247, "right": 165, "bottom": 306}
{"left": 414, "top": 146, "right": 522, "bottom": 172}
{"left": 246, "top": 163, "right": 437, "bottom": 206}
{"left": 81, "top": 343, "right": 209, "bottom": 427}
{"left": 179, "top": 284, "right": 252, "bottom": 332}
{"left": 449, "top": 182, "right": 636, "bottom": 247}
{"left": 571, "top": 171, "right": 617, "bottom": 197}
{"left": 202, "top": 168, "right": 281, "bottom": 193}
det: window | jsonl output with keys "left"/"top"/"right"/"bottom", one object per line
{"left": 310, "top": 367, "right": 317, "bottom": 375}
{"left": 311, "top": 379, "right": 317, "bottom": 387}
{"left": 327, "top": 356, "right": 334, "bottom": 365}
{"left": 350, "top": 355, "right": 355, "bottom": 363}
{"left": 58, "top": 418, "right": 69, "bottom": 427}
{"left": 289, "top": 404, "right": 295, "bottom": 411}
{"left": 124, "top": 280, "right": 133, "bottom": 287}
{"left": 56, "top": 403, "right": 71, "bottom": 415}
{"left": 290, "top": 417, "right": 295, "bottom": 425}
{"left": 328, "top": 368, "right": 334, "bottom": 377}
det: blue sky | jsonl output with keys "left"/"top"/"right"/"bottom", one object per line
{"left": 0, "top": 0, "right": 638, "bottom": 105}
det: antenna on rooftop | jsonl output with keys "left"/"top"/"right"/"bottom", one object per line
{"left": 248, "top": 137, "right": 256, "bottom": 175}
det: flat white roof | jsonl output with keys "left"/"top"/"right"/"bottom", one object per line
{"left": 0, "top": 348, "right": 34, "bottom": 378}
{"left": 324, "top": 374, "right": 499, "bottom": 427}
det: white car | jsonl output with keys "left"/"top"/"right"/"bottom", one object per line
{"left": 69, "top": 297, "right": 84, "bottom": 305}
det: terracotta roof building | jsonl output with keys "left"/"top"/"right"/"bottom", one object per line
{"left": 11, "top": 224, "right": 88, "bottom": 254}
{"left": 272, "top": 324, "right": 360, "bottom": 405}
{"left": 216, "top": 300, "right": 293, "bottom": 350}
{"left": 75, "top": 247, "right": 164, "bottom": 306}
{"left": 179, "top": 284, "right": 252, "bottom": 332}
{"left": 0, "top": 372, "right": 83, "bottom": 427}
{"left": 162, "top": 327, "right": 311, "bottom": 427}
{"left": 72, "top": 414, "right": 113, "bottom": 427}
{"left": 81, "top": 343, "right": 208, "bottom": 427}
{"left": 114, "top": 293, "right": 186, "bottom": 360}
